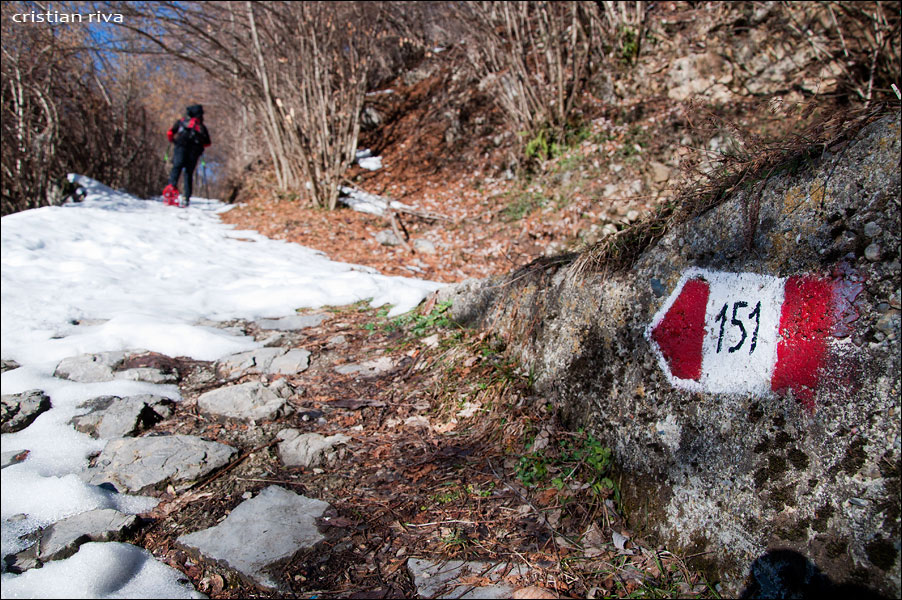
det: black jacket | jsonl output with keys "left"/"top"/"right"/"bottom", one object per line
{"left": 168, "top": 117, "right": 211, "bottom": 156}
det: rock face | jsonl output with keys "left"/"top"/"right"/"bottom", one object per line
{"left": 1, "top": 390, "right": 51, "bottom": 433}
{"left": 82, "top": 434, "right": 236, "bottom": 493}
{"left": 177, "top": 486, "right": 329, "bottom": 589}
{"left": 667, "top": 52, "right": 734, "bottom": 103}
{"left": 444, "top": 114, "right": 901, "bottom": 595}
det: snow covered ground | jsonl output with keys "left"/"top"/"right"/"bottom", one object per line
{"left": 0, "top": 176, "right": 442, "bottom": 598}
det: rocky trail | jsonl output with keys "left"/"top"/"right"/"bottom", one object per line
{"left": 3, "top": 2, "right": 899, "bottom": 595}
{"left": 3, "top": 300, "right": 713, "bottom": 599}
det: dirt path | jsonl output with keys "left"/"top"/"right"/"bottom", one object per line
{"left": 132, "top": 302, "right": 714, "bottom": 598}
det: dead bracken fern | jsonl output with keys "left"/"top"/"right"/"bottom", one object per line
{"left": 570, "top": 99, "right": 899, "bottom": 279}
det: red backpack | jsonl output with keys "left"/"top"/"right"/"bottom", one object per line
{"left": 173, "top": 117, "right": 202, "bottom": 147}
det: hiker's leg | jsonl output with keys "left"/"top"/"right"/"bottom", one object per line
{"left": 168, "top": 165, "right": 183, "bottom": 189}
{"left": 169, "top": 147, "right": 185, "bottom": 188}
{"left": 183, "top": 157, "right": 198, "bottom": 201}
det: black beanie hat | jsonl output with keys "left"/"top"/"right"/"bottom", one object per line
{"left": 187, "top": 104, "right": 204, "bottom": 117}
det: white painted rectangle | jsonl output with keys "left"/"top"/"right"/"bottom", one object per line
{"left": 698, "top": 270, "right": 785, "bottom": 395}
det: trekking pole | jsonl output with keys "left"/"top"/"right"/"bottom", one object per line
{"left": 202, "top": 158, "right": 209, "bottom": 199}
{"left": 164, "top": 142, "right": 172, "bottom": 163}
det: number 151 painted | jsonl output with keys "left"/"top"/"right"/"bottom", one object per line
{"left": 646, "top": 268, "right": 839, "bottom": 409}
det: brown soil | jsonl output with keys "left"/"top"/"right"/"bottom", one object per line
{"left": 202, "top": 21, "right": 845, "bottom": 596}
{"left": 218, "top": 59, "right": 683, "bottom": 285}
{"left": 135, "top": 305, "right": 714, "bottom": 598}
{"left": 202, "top": 56, "right": 724, "bottom": 600}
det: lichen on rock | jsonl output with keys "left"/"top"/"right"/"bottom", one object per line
{"left": 447, "top": 113, "right": 901, "bottom": 596}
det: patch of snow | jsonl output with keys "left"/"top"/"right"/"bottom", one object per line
{"left": 355, "top": 149, "right": 382, "bottom": 170}
{"left": 339, "top": 186, "right": 411, "bottom": 217}
{"left": 354, "top": 149, "right": 382, "bottom": 171}
{"left": 0, "top": 542, "right": 205, "bottom": 599}
{"left": 358, "top": 156, "right": 383, "bottom": 171}
{"left": 1, "top": 174, "right": 443, "bottom": 597}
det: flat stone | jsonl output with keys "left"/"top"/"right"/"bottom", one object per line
{"left": 53, "top": 351, "right": 127, "bottom": 382}
{"left": 116, "top": 352, "right": 180, "bottom": 383}
{"left": 256, "top": 314, "right": 328, "bottom": 331}
{"left": 214, "top": 346, "right": 309, "bottom": 378}
{"left": 82, "top": 434, "right": 236, "bottom": 493}
{"left": 512, "top": 586, "right": 559, "bottom": 598}
{"left": 269, "top": 348, "right": 311, "bottom": 375}
{"left": 11, "top": 509, "right": 138, "bottom": 568}
{"left": 407, "top": 558, "right": 528, "bottom": 599}
{"left": 333, "top": 356, "right": 395, "bottom": 377}
{"left": 865, "top": 243, "right": 882, "bottom": 262}
{"left": 215, "top": 347, "right": 287, "bottom": 380}
{"left": 4, "top": 531, "right": 41, "bottom": 573}
{"left": 1, "top": 359, "right": 20, "bottom": 373}
{"left": 876, "top": 312, "right": 900, "bottom": 336}
{"left": 375, "top": 229, "right": 402, "bottom": 246}
{"left": 197, "top": 381, "right": 289, "bottom": 421}
{"left": 268, "top": 378, "right": 297, "bottom": 399}
{"left": 863, "top": 221, "right": 881, "bottom": 238}
{"left": 649, "top": 161, "right": 671, "bottom": 183}
{"left": 261, "top": 332, "right": 286, "bottom": 347}
{"left": 1, "top": 449, "right": 29, "bottom": 469}
{"left": 70, "top": 395, "right": 175, "bottom": 439}
{"left": 116, "top": 367, "right": 179, "bottom": 384}
{"left": 413, "top": 239, "right": 437, "bottom": 254}
{"left": 276, "top": 430, "right": 350, "bottom": 468}
{"left": 177, "top": 486, "right": 329, "bottom": 589}
{"left": 327, "top": 335, "right": 347, "bottom": 347}
{"left": 1, "top": 390, "right": 52, "bottom": 433}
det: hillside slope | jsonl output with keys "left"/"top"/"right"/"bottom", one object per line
{"left": 442, "top": 112, "right": 901, "bottom": 596}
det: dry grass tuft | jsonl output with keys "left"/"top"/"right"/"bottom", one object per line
{"left": 570, "top": 100, "right": 898, "bottom": 279}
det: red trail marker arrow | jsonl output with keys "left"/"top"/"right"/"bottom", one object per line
{"left": 646, "top": 268, "right": 849, "bottom": 409}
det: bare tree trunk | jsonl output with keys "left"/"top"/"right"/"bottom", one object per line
{"left": 2, "top": 8, "right": 169, "bottom": 214}
{"left": 460, "top": 1, "right": 603, "bottom": 150}
{"left": 247, "top": 2, "right": 291, "bottom": 190}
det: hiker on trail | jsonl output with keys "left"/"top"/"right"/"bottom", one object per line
{"left": 163, "top": 104, "right": 211, "bottom": 207}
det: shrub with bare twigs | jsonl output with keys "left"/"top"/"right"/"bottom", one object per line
{"left": 1, "top": 3, "right": 165, "bottom": 215}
